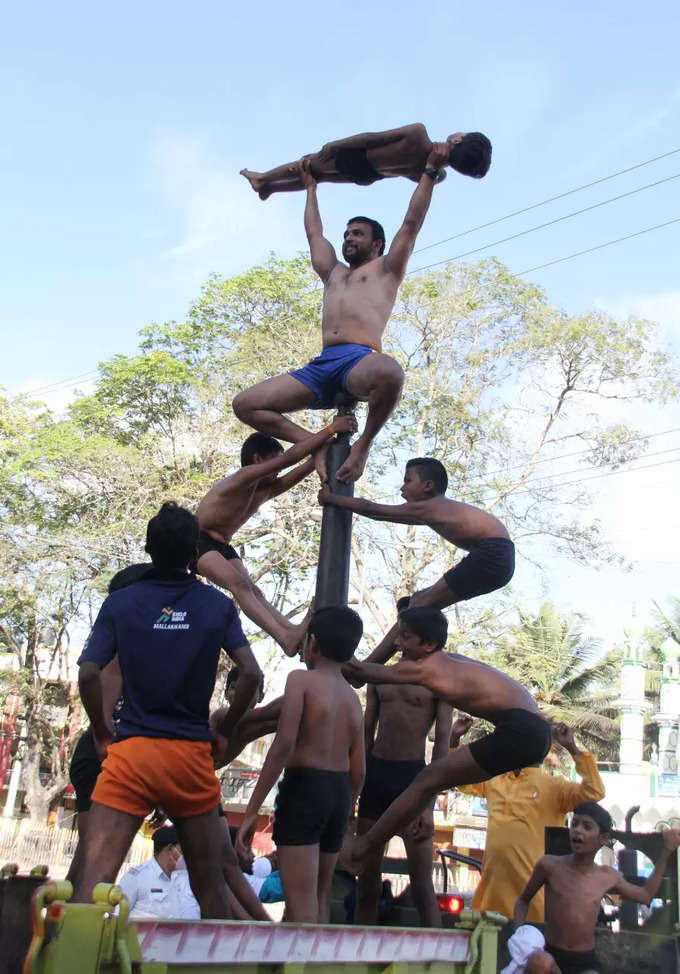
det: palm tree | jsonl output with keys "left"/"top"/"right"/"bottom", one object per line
{"left": 483, "top": 601, "right": 621, "bottom": 759}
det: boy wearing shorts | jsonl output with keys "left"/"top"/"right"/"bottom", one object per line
{"left": 515, "top": 801, "right": 680, "bottom": 973}
{"left": 74, "top": 502, "right": 262, "bottom": 918}
{"left": 344, "top": 606, "right": 551, "bottom": 873}
{"left": 236, "top": 606, "right": 365, "bottom": 923}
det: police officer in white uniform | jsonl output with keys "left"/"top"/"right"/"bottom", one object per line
{"left": 118, "top": 825, "right": 199, "bottom": 919}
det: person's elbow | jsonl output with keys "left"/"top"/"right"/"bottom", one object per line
{"left": 78, "top": 661, "right": 100, "bottom": 689}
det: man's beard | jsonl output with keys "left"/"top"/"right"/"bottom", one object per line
{"left": 343, "top": 245, "right": 365, "bottom": 267}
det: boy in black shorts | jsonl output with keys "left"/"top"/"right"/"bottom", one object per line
{"left": 355, "top": 597, "right": 452, "bottom": 927}
{"left": 319, "top": 457, "right": 514, "bottom": 665}
{"left": 343, "top": 606, "right": 550, "bottom": 873}
{"left": 196, "top": 416, "right": 356, "bottom": 656}
{"left": 236, "top": 606, "right": 365, "bottom": 923}
{"left": 515, "top": 802, "right": 680, "bottom": 974}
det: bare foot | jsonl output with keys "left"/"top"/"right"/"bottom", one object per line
{"left": 336, "top": 439, "right": 370, "bottom": 484}
{"left": 281, "top": 604, "right": 314, "bottom": 658}
{"left": 240, "top": 169, "right": 269, "bottom": 198}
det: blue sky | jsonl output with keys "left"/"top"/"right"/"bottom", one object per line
{"left": 2, "top": 0, "right": 680, "bottom": 647}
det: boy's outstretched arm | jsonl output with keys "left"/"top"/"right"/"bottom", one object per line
{"left": 344, "top": 657, "right": 428, "bottom": 689}
{"left": 215, "top": 646, "right": 262, "bottom": 738}
{"left": 227, "top": 414, "right": 357, "bottom": 494}
{"left": 235, "top": 673, "right": 306, "bottom": 862}
{"left": 514, "top": 858, "right": 549, "bottom": 926}
{"left": 612, "top": 827, "right": 680, "bottom": 904}
{"left": 319, "top": 486, "right": 426, "bottom": 525}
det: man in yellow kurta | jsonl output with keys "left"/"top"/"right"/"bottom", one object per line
{"left": 450, "top": 717, "right": 605, "bottom": 922}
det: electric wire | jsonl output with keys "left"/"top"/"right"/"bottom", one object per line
{"left": 414, "top": 146, "right": 680, "bottom": 255}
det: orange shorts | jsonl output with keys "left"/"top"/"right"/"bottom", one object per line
{"left": 91, "top": 737, "right": 221, "bottom": 819}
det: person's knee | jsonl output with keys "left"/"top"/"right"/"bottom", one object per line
{"left": 232, "top": 389, "right": 253, "bottom": 421}
{"left": 526, "top": 951, "right": 556, "bottom": 974}
{"left": 372, "top": 357, "right": 404, "bottom": 397}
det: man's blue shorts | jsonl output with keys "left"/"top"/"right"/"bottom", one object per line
{"left": 289, "top": 343, "right": 375, "bottom": 409}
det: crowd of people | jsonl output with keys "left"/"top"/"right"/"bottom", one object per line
{"left": 66, "top": 128, "right": 679, "bottom": 974}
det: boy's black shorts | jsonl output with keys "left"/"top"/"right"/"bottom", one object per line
{"left": 546, "top": 943, "right": 603, "bottom": 973}
{"left": 193, "top": 530, "right": 240, "bottom": 568}
{"left": 273, "top": 767, "right": 351, "bottom": 853}
{"left": 358, "top": 754, "right": 425, "bottom": 821}
{"left": 334, "top": 147, "right": 385, "bottom": 185}
{"left": 468, "top": 709, "right": 551, "bottom": 777}
{"left": 69, "top": 728, "right": 101, "bottom": 813}
{"left": 443, "top": 537, "right": 515, "bottom": 600}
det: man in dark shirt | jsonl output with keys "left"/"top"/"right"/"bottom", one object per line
{"left": 74, "top": 502, "right": 262, "bottom": 919}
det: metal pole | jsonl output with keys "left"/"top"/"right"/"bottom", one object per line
{"left": 315, "top": 397, "right": 356, "bottom": 609}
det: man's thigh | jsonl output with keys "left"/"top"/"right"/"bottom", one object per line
{"left": 73, "top": 802, "right": 143, "bottom": 899}
{"left": 175, "top": 809, "right": 229, "bottom": 891}
{"left": 197, "top": 551, "right": 251, "bottom": 592}
{"left": 236, "top": 373, "right": 316, "bottom": 411}
{"left": 343, "top": 352, "right": 402, "bottom": 400}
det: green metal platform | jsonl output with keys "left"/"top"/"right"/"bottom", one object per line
{"left": 23, "top": 881, "right": 505, "bottom": 974}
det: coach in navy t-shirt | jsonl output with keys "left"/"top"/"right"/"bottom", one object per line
{"left": 74, "top": 501, "right": 262, "bottom": 919}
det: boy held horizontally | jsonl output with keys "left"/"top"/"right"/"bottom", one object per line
{"left": 515, "top": 801, "right": 680, "bottom": 974}
{"left": 236, "top": 606, "right": 365, "bottom": 923}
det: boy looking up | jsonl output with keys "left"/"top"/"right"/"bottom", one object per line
{"left": 241, "top": 125, "right": 491, "bottom": 198}
{"left": 515, "top": 802, "right": 680, "bottom": 974}
{"left": 320, "top": 457, "right": 514, "bottom": 666}
{"left": 75, "top": 502, "right": 262, "bottom": 918}
{"left": 196, "top": 416, "right": 356, "bottom": 657}
{"left": 355, "top": 598, "right": 453, "bottom": 927}
{"left": 344, "top": 607, "right": 550, "bottom": 872}
{"left": 236, "top": 606, "right": 365, "bottom": 923}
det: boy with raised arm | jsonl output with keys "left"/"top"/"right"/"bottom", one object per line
{"left": 236, "top": 606, "right": 365, "bottom": 923}
{"left": 356, "top": 598, "right": 453, "bottom": 927}
{"left": 196, "top": 417, "right": 356, "bottom": 657}
{"left": 320, "top": 457, "right": 514, "bottom": 664}
{"left": 344, "top": 606, "right": 551, "bottom": 872}
{"left": 241, "top": 125, "right": 491, "bottom": 198}
{"left": 515, "top": 802, "right": 680, "bottom": 974}
{"left": 233, "top": 148, "right": 449, "bottom": 484}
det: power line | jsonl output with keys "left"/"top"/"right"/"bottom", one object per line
{"left": 518, "top": 216, "right": 680, "bottom": 276}
{"left": 409, "top": 171, "right": 680, "bottom": 273}
{"left": 499, "top": 456, "right": 680, "bottom": 497}
{"left": 414, "top": 146, "right": 680, "bottom": 255}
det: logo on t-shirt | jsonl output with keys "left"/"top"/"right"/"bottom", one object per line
{"left": 154, "top": 606, "right": 190, "bottom": 630}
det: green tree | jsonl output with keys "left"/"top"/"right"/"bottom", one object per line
{"left": 487, "top": 601, "right": 621, "bottom": 758}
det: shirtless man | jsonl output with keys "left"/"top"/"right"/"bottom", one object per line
{"left": 236, "top": 606, "right": 365, "bottom": 923}
{"left": 515, "top": 802, "right": 680, "bottom": 974}
{"left": 356, "top": 602, "right": 453, "bottom": 927}
{"left": 195, "top": 417, "right": 356, "bottom": 656}
{"left": 232, "top": 147, "right": 449, "bottom": 484}
{"left": 241, "top": 124, "right": 491, "bottom": 198}
{"left": 320, "top": 456, "right": 514, "bottom": 663}
{"left": 343, "top": 606, "right": 551, "bottom": 872}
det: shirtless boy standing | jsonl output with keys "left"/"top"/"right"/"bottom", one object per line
{"left": 196, "top": 417, "right": 355, "bottom": 656}
{"left": 233, "top": 149, "right": 449, "bottom": 484}
{"left": 344, "top": 606, "right": 550, "bottom": 871}
{"left": 320, "top": 456, "right": 514, "bottom": 663}
{"left": 236, "top": 606, "right": 365, "bottom": 923}
{"left": 241, "top": 124, "right": 491, "bottom": 198}
{"left": 515, "top": 801, "right": 680, "bottom": 974}
{"left": 356, "top": 603, "right": 453, "bottom": 927}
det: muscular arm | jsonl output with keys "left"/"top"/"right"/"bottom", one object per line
{"left": 320, "top": 488, "right": 426, "bottom": 525}
{"left": 432, "top": 700, "right": 454, "bottom": 762}
{"left": 323, "top": 124, "right": 426, "bottom": 155}
{"left": 268, "top": 457, "right": 316, "bottom": 498}
{"left": 514, "top": 858, "right": 549, "bottom": 926}
{"left": 384, "top": 143, "right": 448, "bottom": 280}
{"left": 302, "top": 167, "right": 337, "bottom": 281}
{"left": 344, "top": 657, "right": 428, "bottom": 690}
{"left": 363, "top": 685, "right": 379, "bottom": 756}
{"left": 78, "top": 661, "right": 114, "bottom": 748}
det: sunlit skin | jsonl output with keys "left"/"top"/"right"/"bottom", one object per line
{"left": 515, "top": 816, "right": 680, "bottom": 964}
{"left": 232, "top": 147, "right": 449, "bottom": 484}
{"left": 240, "top": 125, "right": 476, "bottom": 198}
{"left": 195, "top": 413, "right": 356, "bottom": 657}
